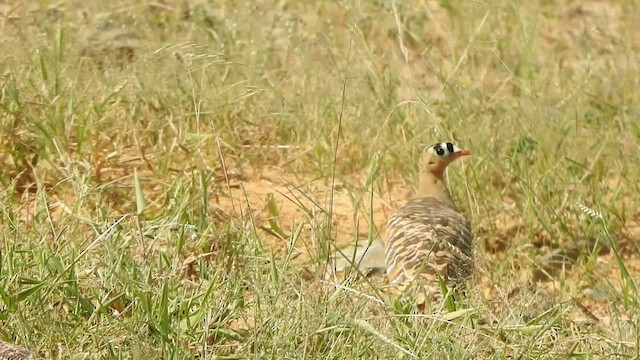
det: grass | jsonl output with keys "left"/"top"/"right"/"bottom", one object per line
{"left": 1, "top": 0, "right": 640, "bottom": 358}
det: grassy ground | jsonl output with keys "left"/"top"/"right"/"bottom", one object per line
{"left": 1, "top": 0, "right": 640, "bottom": 358}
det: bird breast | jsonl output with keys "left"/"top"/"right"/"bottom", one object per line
{"left": 384, "top": 197, "right": 473, "bottom": 287}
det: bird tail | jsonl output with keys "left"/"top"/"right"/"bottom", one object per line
{"left": 325, "top": 237, "right": 386, "bottom": 280}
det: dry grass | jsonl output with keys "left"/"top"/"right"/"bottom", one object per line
{"left": 1, "top": 0, "right": 640, "bottom": 358}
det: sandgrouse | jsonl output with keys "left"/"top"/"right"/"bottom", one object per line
{"left": 0, "top": 340, "right": 42, "bottom": 360}
{"left": 384, "top": 142, "right": 473, "bottom": 306}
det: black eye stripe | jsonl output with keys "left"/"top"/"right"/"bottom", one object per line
{"left": 446, "top": 142, "right": 454, "bottom": 153}
{"left": 429, "top": 142, "right": 457, "bottom": 157}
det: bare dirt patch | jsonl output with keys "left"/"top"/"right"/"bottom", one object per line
{"left": 215, "top": 167, "right": 410, "bottom": 259}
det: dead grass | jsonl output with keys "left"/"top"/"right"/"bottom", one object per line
{"left": 1, "top": 0, "right": 640, "bottom": 358}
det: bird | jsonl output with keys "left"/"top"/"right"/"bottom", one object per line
{"left": 0, "top": 340, "right": 42, "bottom": 360}
{"left": 384, "top": 141, "right": 473, "bottom": 308}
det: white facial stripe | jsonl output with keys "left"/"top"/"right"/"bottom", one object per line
{"left": 432, "top": 142, "right": 460, "bottom": 156}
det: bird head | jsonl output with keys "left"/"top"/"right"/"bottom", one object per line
{"left": 420, "top": 142, "right": 471, "bottom": 178}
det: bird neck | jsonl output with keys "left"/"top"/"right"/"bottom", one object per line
{"left": 415, "top": 170, "right": 456, "bottom": 208}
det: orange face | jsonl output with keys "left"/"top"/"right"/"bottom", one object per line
{"left": 422, "top": 142, "right": 470, "bottom": 178}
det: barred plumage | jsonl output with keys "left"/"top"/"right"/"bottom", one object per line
{"left": 384, "top": 142, "right": 474, "bottom": 305}
{"left": 0, "top": 341, "right": 41, "bottom": 360}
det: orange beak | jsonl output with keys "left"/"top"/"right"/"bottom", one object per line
{"left": 456, "top": 149, "right": 471, "bottom": 157}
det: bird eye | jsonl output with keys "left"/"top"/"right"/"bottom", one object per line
{"left": 435, "top": 147, "right": 445, "bottom": 156}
